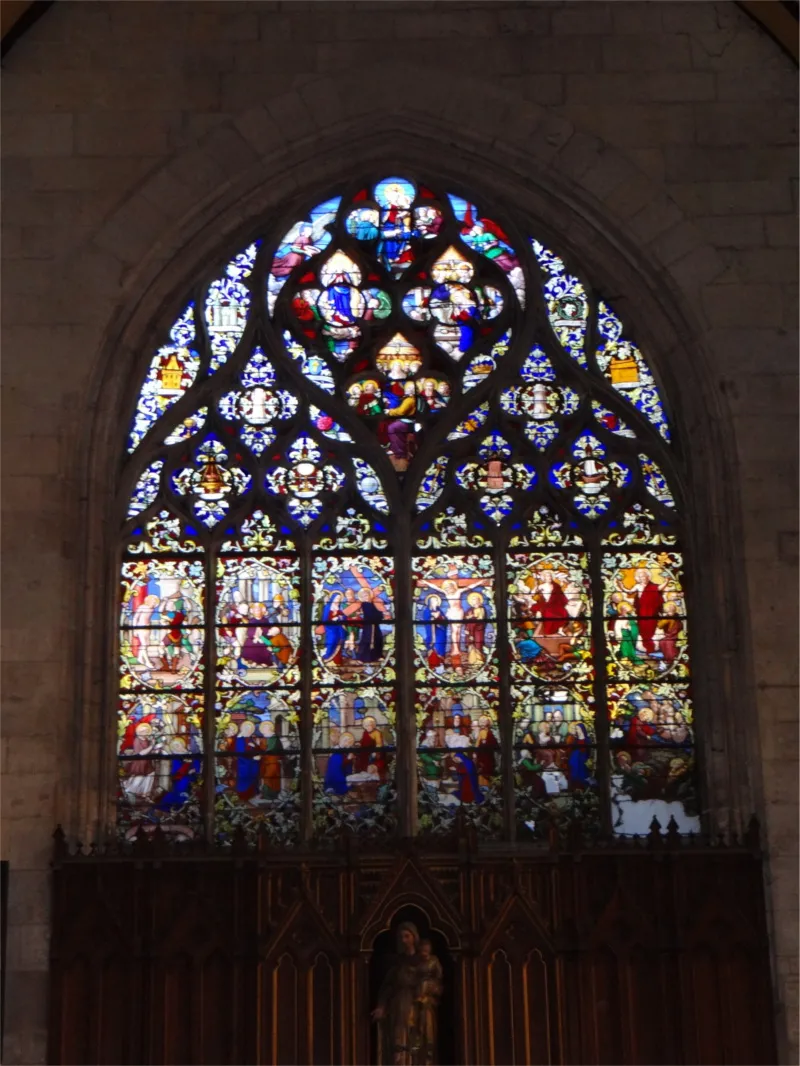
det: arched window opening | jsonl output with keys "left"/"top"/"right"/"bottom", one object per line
{"left": 117, "top": 175, "right": 695, "bottom": 845}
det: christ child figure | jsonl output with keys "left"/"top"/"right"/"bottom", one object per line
{"left": 415, "top": 940, "right": 443, "bottom": 1065}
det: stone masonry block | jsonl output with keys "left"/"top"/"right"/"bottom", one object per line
{"left": 765, "top": 215, "right": 799, "bottom": 248}
{"left": 3, "top": 324, "right": 99, "bottom": 383}
{"left": 266, "top": 91, "right": 318, "bottom": 143}
{"left": 1, "top": 158, "right": 33, "bottom": 200}
{"left": 716, "top": 66, "right": 798, "bottom": 103}
{"left": 521, "top": 35, "right": 603, "bottom": 74}
{"left": 433, "top": 8, "right": 498, "bottom": 38}
{"left": 1, "top": 1027, "right": 47, "bottom": 1066}
{"left": 664, "top": 146, "right": 799, "bottom": 184}
{"left": 624, "top": 149, "right": 666, "bottom": 182}
{"left": 602, "top": 173, "right": 659, "bottom": 221}
{"left": 529, "top": 114, "right": 574, "bottom": 161}
{"left": 2, "top": 260, "right": 53, "bottom": 298}
{"left": 552, "top": 3, "right": 613, "bottom": 35}
{"left": 59, "top": 247, "right": 125, "bottom": 303}
{"left": 668, "top": 180, "right": 795, "bottom": 217}
{"left": 2, "top": 775, "right": 56, "bottom": 823}
{"left": 7, "top": 37, "right": 95, "bottom": 74}
{"left": 696, "top": 215, "right": 766, "bottom": 249}
{"left": 722, "top": 374, "right": 800, "bottom": 419}
{"left": 581, "top": 152, "right": 631, "bottom": 201}
{"left": 74, "top": 111, "right": 180, "bottom": 157}
{"left": 628, "top": 195, "right": 685, "bottom": 244}
{"left": 694, "top": 101, "right": 798, "bottom": 147}
{"left": 660, "top": 2, "right": 721, "bottom": 35}
{"left": 197, "top": 123, "right": 260, "bottom": 181}
{"left": 233, "top": 105, "right": 289, "bottom": 157}
{"left": 759, "top": 719, "right": 800, "bottom": 764}
{"left": 703, "top": 284, "right": 783, "bottom": 328}
{"left": 298, "top": 79, "right": 346, "bottom": 135}
{"left": 668, "top": 244, "right": 727, "bottom": 289}
{"left": 722, "top": 248, "right": 799, "bottom": 286}
{"left": 220, "top": 71, "right": 288, "bottom": 112}
{"left": 1, "top": 435, "right": 62, "bottom": 477}
{"left": 557, "top": 104, "right": 695, "bottom": 147}
{"left": 5, "top": 924, "right": 49, "bottom": 973}
{"left": 141, "top": 147, "right": 230, "bottom": 216}
{"left": 648, "top": 218, "right": 706, "bottom": 266}
{"left": 602, "top": 34, "right": 692, "bottom": 73}
{"left": 2, "top": 225, "right": 23, "bottom": 258}
{"left": 763, "top": 797, "right": 800, "bottom": 856}
{"left": 496, "top": 6, "right": 550, "bottom": 37}
{"left": 1, "top": 694, "right": 65, "bottom": 745}
{"left": 0, "top": 472, "right": 58, "bottom": 514}
{"left": 3, "top": 114, "right": 73, "bottom": 158}
{"left": 3, "top": 972, "right": 48, "bottom": 1030}
{"left": 610, "top": 2, "right": 665, "bottom": 34}
{"left": 554, "top": 131, "right": 603, "bottom": 181}
{"left": 566, "top": 71, "right": 715, "bottom": 104}
{"left": 93, "top": 195, "right": 174, "bottom": 268}
{"left": 27, "top": 156, "right": 151, "bottom": 196}
{"left": 690, "top": 21, "right": 790, "bottom": 72}
{"left": 29, "top": 217, "right": 98, "bottom": 263}
{"left": 321, "top": 10, "right": 388, "bottom": 42}
{"left": 220, "top": 10, "right": 260, "bottom": 41}
{"left": 498, "top": 74, "right": 565, "bottom": 107}
{"left": 706, "top": 328, "right": 797, "bottom": 376}
{"left": 6, "top": 872, "right": 50, "bottom": 929}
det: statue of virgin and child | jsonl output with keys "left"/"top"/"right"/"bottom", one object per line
{"left": 371, "top": 922, "right": 443, "bottom": 1065}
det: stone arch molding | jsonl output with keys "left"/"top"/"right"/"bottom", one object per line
{"left": 69, "top": 66, "right": 758, "bottom": 843}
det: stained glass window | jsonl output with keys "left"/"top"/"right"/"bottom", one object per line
{"left": 117, "top": 176, "right": 697, "bottom": 845}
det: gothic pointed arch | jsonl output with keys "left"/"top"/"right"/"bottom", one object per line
{"left": 112, "top": 172, "right": 706, "bottom": 848}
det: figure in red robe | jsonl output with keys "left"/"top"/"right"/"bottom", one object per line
{"left": 533, "top": 573, "right": 569, "bottom": 635}
{"left": 352, "top": 716, "right": 386, "bottom": 780}
{"left": 628, "top": 707, "right": 657, "bottom": 762}
{"left": 475, "top": 718, "right": 499, "bottom": 785}
{"left": 632, "top": 569, "right": 664, "bottom": 654}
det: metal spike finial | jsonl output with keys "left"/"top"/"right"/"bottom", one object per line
{"left": 52, "top": 825, "right": 67, "bottom": 858}
{"left": 647, "top": 817, "right": 663, "bottom": 848}
{"left": 744, "top": 814, "right": 761, "bottom": 850}
{"left": 665, "top": 816, "right": 681, "bottom": 846}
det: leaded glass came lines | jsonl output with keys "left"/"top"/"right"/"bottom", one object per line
{"left": 116, "top": 175, "right": 695, "bottom": 845}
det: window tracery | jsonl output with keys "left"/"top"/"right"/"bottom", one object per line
{"left": 117, "top": 175, "right": 697, "bottom": 845}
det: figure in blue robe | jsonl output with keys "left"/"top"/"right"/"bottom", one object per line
{"left": 324, "top": 751, "right": 350, "bottom": 795}
{"left": 378, "top": 204, "right": 413, "bottom": 270}
{"left": 353, "top": 212, "right": 378, "bottom": 241}
{"left": 157, "top": 758, "right": 201, "bottom": 810}
{"left": 567, "top": 722, "right": 592, "bottom": 786}
{"left": 328, "top": 284, "right": 356, "bottom": 324}
{"left": 422, "top": 596, "right": 448, "bottom": 662}
{"left": 234, "top": 736, "right": 260, "bottom": 801}
{"left": 517, "top": 635, "right": 543, "bottom": 662}
{"left": 454, "top": 752, "right": 484, "bottom": 805}
{"left": 322, "top": 593, "right": 346, "bottom": 662}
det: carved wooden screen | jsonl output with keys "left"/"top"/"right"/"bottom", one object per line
{"left": 118, "top": 175, "right": 696, "bottom": 845}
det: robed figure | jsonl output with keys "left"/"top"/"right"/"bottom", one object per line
{"left": 372, "top": 922, "right": 441, "bottom": 1065}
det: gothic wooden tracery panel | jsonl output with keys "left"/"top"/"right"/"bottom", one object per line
{"left": 116, "top": 175, "right": 698, "bottom": 845}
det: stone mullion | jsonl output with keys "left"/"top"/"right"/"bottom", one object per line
{"left": 588, "top": 543, "right": 613, "bottom": 837}
{"left": 299, "top": 537, "right": 314, "bottom": 842}
{"left": 203, "top": 547, "right": 218, "bottom": 843}
{"left": 394, "top": 511, "right": 417, "bottom": 837}
{"left": 494, "top": 528, "right": 516, "bottom": 841}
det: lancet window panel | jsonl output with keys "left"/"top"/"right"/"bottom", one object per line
{"left": 116, "top": 174, "right": 698, "bottom": 845}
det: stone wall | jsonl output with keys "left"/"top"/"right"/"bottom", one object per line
{"left": 1, "top": 2, "right": 796, "bottom": 1062}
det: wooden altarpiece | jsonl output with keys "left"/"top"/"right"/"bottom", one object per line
{"left": 48, "top": 819, "right": 777, "bottom": 1066}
